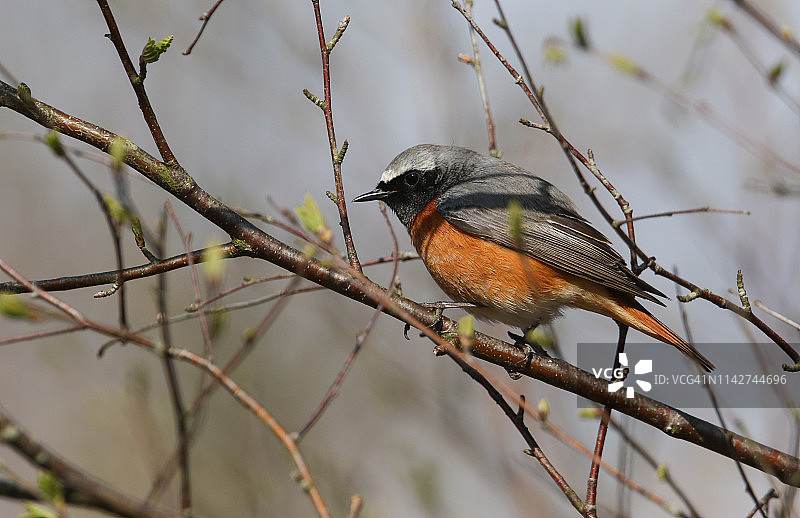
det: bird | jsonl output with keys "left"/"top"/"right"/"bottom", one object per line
{"left": 353, "top": 144, "right": 715, "bottom": 372}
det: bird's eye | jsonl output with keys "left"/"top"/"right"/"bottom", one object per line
{"left": 404, "top": 171, "right": 420, "bottom": 187}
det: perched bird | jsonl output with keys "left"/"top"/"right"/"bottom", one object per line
{"left": 353, "top": 144, "right": 714, "bottom": 372}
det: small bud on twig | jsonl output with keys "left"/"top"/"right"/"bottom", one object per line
{"left": 302, "top": 89, "right": 326, "bottom": 110}
{"left": 326, "top": 16, "right": 350, "bottom": 51}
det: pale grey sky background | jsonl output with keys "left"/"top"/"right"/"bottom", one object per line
{"left": 1, "top": 1, "right": 800, "bottom": 516}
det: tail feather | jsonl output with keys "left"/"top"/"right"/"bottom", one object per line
{"left": 619, "top": 303, "right": 715, "bottom": 372}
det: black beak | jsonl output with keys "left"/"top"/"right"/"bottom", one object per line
{"left": 352, "top": 187, "right": 392, "bottom": 203}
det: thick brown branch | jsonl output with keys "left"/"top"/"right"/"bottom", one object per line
{"left": 465, "top": 337, "right": 800, "bottom": 487}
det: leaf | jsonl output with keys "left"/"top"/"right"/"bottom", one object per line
{"left": 523, "top": 326, "right": 552, "bottom": 350}
{"left": 578, "top": 408, "right": 601, "bottom": 419}
{"left": 569, "top": 17, "right": 589, "bottom": 49}
{"left": 537, "top": 398, "right": 550, "bottom": 420}
{"left": 201, "top": 243, "right": 225, "bottom": 284}
{"left": 457, "top": 315, "right": 475, "bottom": 339}
{"left": 768, "top": 60, "right": 785, "bottom": 85}
{"left": 141, "top": 35, "right": 174, "bottom": 64}
{"left": 543, "top": 40, "right": 567, "bottom": 66}
{"left": 0, "top": 294, "right": 29, "bottom": 318}
{"left": 17, "top": 82, "right": 33, "bottom": 105}
{"left": 208, "top": 311, "right": 227, "bottom": 340}
{"left": 294, "top": 192, "right": 332, "bottom": 243}
{"left": 36, "top": 472, "right": 64, "bottom": 506}
{"left": 507, "top": 199, "right": 523, "bottom": 249}
{"left": 705, "top": 8, "right": 730, "bottom": 30}
{"left": 102, "top": 193, "right": 130, "bottom": 225}
{"left": 19, "top": 503, "right": 58, "bottom": 518}
{"left": 43, "top": 130, "right": 64, "bottom": 157}
{"left": 607, "top": 53, "right": 640, "bottom": 76}
{"left": 108, "top": 136, "right": 128, "bottom": 170}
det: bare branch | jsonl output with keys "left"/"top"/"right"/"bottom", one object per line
{"left": 183, "top": 0, "right": 226, "bottom": 55}
{"left": 95, "top": 0, "right": 179, "bottom": 165}
{"left": 308, "top": 2, "right": 360, "bottom": 270}
{"left": 462, "top": 1, "right": 497, "bottom": 155}
{"left": 0, "top": 409, "right": 172, "bottom": 518}
{"left": 611, "top": 206, "right": 751, "bottom": 227}
{"left": 728, "top": 0, "right": 800, "bottom": 59}
{"left": 0, "top": 243, "right": 244, "bottom": 295}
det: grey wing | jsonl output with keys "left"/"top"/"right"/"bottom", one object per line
{"left": 436, "top": 174, "right": 666, "bottom": 304}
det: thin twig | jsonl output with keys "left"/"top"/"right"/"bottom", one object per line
{"left": 296, "top": 204, "right": 400, "bottom": 440}
{"left": 676, "top": 275, "right": 766, "bottom": 518}
{"left": 563, "top": 33, "right": 800, "bottom": 176}
{"left": 712, "top": 12, "right": 800, "bottom": 118}
{"left": 605, "top": 415, "right": 702, "bottom": 517}
{"left": 144, "top": 277, "right": 303, "bottom": 505}
{"left": 95, "top": 0, "right": 179, "bottom": 165}
{"left": 242, "top": 205, "right": 339, "bottom": 256}
{"left": 586, "top": 325, "right": 628, "bottom": 518}
{"left": 0, "top": 259, "right": 331, "bottom": 517}
{"left": 152, "top": 207, "right": 192, "bottom": 515}
{"left": 0, "top": 409, "right": 171, "bottom": 518}
{"left": 168, "top": 347, "right": 330, "bottom": 518}
{"left": 165, "top": 202, "right": 214, "bottom": 357}
{"left": 0, "top": 243, "right": 243, "bottom": 295}
{"left": 0, "top": 131, "right": 119, "bottom": 167}
{"left": 745, "top": 488, "right": 777, "bottom": 518}
{"left": 463, "top": 1, "right": 497, "bottom": 155}
{"left": 438, "top": 334, "right": 689, "bottom": 515}
{"left": 183, "top": 0, "right": 226, "bottom": 55}
{"left": 612, "top": 206, "right": 750, "bottom": 227}
{"left": 447, "top": 352, "right": 584, "bottom": 513}
{"left": 708, "top": 378, "right": 767, "bottom": 517}
{"left": 104, "top": 286, "right": 325, "bottom": 355}
{"left": 754, "top": 300, "right": 800, "bottom": 332}
{"left": 45, "top": 135, "right": 129, "bottom": 331}
{"left": 0, "top": 325, "right": 84, "bottom": 347}
{"left": 728, "top": 0, "right": 800, "bottom": 59}
{"left": 308, "top": 2, "right": 360, "bottom": 270}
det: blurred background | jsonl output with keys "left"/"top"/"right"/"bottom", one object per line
{"left": 1, "top": 0, "right": 799, "bottom": 516}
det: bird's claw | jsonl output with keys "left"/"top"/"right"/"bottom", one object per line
{"left": 403, "top": 304, "right": 445, "bottom": 340}
{"left": 404, "top": 301, "right": 481, "bottom": 339}
{"left": 504, "top": 326, "right": 549, "bottom": 380}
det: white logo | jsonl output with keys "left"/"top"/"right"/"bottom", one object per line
{"left": 604, "top": 353, "right": 652, "bottom": 398}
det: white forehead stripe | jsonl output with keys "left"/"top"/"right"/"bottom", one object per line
{"left": 380, "top": 167, "right": 402, "bottom": 183}
{"left": 379, "top": 149, "right": 437, "bottom": 183}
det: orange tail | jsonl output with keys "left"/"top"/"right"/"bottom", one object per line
{"left": 617, "top": 302, "right": 715, "bottom": 372}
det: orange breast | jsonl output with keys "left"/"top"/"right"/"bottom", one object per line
{"left": 408, "top": 199, "right": 594, "bottom": 327}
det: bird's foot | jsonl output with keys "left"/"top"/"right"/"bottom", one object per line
{"left": 403, "top": 301, "right": 482, "bottom": 339}
{"left": 504, "top": 324, "right": 548, "bottom": 380}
